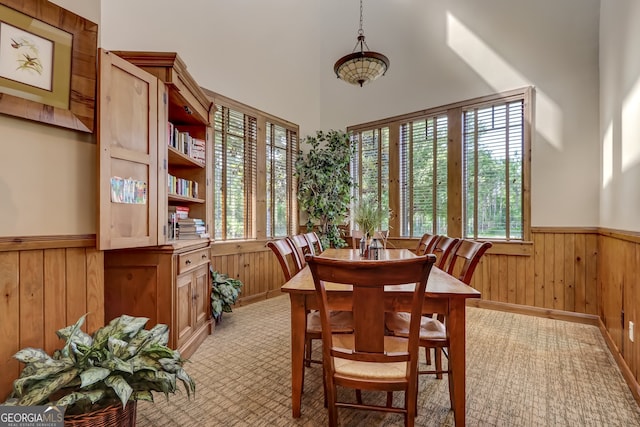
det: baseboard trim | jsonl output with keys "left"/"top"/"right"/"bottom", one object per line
{"left": 598, "top": 319, "right": 640, "bottom": 406}
{"left": 467, "top": 299, "right": 600, "bottom": 326}
{"left": 237, "top": 288, "right": 283, "bottom": 306}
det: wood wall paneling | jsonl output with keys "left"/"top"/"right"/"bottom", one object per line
{"left": 0, "top": 241, "right": 104, "bottom": 401}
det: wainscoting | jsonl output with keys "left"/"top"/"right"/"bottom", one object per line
{"left": 0, "top": 229, "right": 637, "bottom": 404}
{"left": 598, "top": 229, "right": 640, "bottom": 401}
{"left": 223, "top": 228, "right": 638, "bottom": 402}
{"left": 0, "top": 236, "right": 104, "bottom": 401}
{"left": 210, "top": 240, "right": 285, "bottom": 306}
{"left": 472, "top": 228, "right": 599, "bottom": 315}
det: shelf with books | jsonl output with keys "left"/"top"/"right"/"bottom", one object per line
{"left": 168, "top": 146, "right": 205, "bottom": 168}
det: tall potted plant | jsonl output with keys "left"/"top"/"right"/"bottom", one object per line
{"left": 295, "top": 130, "right": 354, "bottom": 248}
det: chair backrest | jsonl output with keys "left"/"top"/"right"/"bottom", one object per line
{"left": 306, "top": 254, "right": 436, "bottom": 373}
{"left": 304, "top": 232, "right": 323, "bottom": 255}
{"left": 431, "top": 236, "right": 459, "bottom": 269}
{"left": 350, "top": 229, "right": 364, "bottom": 250}
{"left": 266, "top": 238, "right": 302, "bottom": 281}
{"left": 416, "top": 233, "right": 439, "bottom": 255}
{"left": 446, "top": 239, "right": 493, "bottom": 284}
{"left": 290, "top": 234, "right": 312, "bottom": 261}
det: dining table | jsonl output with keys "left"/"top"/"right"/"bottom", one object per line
{"left": 280, "top": 248, "right": 481, "bottom": 426}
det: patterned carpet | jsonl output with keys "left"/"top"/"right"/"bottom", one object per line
{"left": 136, "top": 295, "right": 640, "bottom": 426}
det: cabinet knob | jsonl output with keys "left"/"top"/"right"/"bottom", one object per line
{"left": 185, "top": 260, "right": 192, "bottom": 265}
{"left": 201, "top": 254, "right": 207, "bottom": 259}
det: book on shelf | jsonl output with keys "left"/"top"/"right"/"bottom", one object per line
{"left": 177, "top": 232, "right": 210, "bottom": 240}
{"left": 167, "top": 122, "right": 205, "bottom": 165}
{"left": 168, "top": 205, "right": 189, "bottom": 219}
{"left": 167, "top": 175, "right": 199, "bottom": 198}
{"left": 177, "top": 217, "right": 204, "bottom": 225}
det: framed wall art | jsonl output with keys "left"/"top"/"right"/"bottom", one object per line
{"left": 0, "top": 0, "right": 97, "bottom": 132}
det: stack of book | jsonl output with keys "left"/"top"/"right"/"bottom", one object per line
{"left": 167, "top": 122, "right": 206, "bottom": 165}
{"left": 177, "top": 218, "right": 209, "bottom": 240}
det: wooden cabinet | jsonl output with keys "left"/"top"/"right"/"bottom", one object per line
{"left": 98, "top": 49, "right": 214, "bottom": 357}
{"left": 104, "top": 243, "right": 212, "bottom": 358}
{"left": 98, "top": 50, "right": 213, "bottom": 248}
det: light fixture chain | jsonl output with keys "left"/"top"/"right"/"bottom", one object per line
{"left": 358, "top": 0, "right": 364, "bottom": 36}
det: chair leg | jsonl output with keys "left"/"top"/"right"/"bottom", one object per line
{"left": 447, "top": 366, "right": 455, "bottom": 411}
{"left": 386, "top": 391, "right": 393, "bottom": 407}
{"left": 435, "top": 348, "right": 443, "bottom": 379}
{"left": 327, "top": 383, "right": 339, "bottom": 427}
{"left": 424, "top": 346, "right": 432, "bottom": 365}
{"left": 356, "top": 389, "right": 363, "bottom": 405}
{"left": 305, "top": 337, "right": 312, "bottom": 368}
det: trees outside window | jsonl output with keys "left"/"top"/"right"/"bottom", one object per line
{"left": 348, "top": 87, "right": 531, "bottom": 241}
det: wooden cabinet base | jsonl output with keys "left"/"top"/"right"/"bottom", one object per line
{"left": 104, "top": 242, "right": 212, "bottom": 359}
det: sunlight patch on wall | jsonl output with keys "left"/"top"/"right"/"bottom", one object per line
{"left": 622, "top": 75, "right": 640, "bottom": 172}
{"left": 602, "top": 121, "right": 613, "bottom": 189}
{"left": 445, "top": 12, "right": 563, "bottom": 150}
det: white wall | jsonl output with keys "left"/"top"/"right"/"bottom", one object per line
{"left": 99, "top": 0, "right": 601, "bottom": 229}
{"left": 0, "top": 0, "right": 99, "bottom": 237}
{"left": 318, "top": 0, "right": 601, "bottom": 228}
{"left": 600, "top": 0, "right": 640, "bottom": 232}
{"left": 100, "top": 0, "right": 322, "bottom": 137}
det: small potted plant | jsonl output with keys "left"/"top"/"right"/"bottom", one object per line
{"left": 2, "top": 314, "right": 195, "bottom": 426}
{"left": 353, "top": 196, "right": 384, "bottom": 239}
{"left": 210, "top": 268, "right": 244, "bottom": 323}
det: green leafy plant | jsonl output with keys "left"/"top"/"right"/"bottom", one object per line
{"left": 352, "top": 196, "right": 384, "bottom": 238}
{"left": 211, "top": 269, "right": 244, "bottom": 321}
{"left": 295, "top": 130, "right": 354, "bottom": 248}
{"left": 2, "top": 314, "right": 195, "bottom": 415}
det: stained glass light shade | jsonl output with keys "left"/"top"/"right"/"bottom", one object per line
{"left": 334, "top": 35, "right": 389, "bottom": 87}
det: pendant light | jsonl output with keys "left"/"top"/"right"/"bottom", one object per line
{"left": 333, "top": 0, "right": 390, "bottom": 87}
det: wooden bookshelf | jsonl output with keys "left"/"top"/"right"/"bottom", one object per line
{"left": 97, "top": 49, "right": 214, "bottom": 358}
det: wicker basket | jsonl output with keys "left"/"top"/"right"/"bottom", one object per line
{"left": 64, "top": 402, "right": 137, "bottom": 427}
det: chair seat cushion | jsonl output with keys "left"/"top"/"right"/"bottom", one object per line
{"left": 385, "top": 312, "right": 447, "bottom": 341}
{"left": 331, "top": 334, "right": 409, "bottom": 380}
{"left": 307, "top": 310, "right": 354, "bottom": 334}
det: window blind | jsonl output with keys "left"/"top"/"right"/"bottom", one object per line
{"left": 214, "top": 106, "right": 257, "bottom": 240}
{"left": 267, "top": 122, "right": 298, "bottom": 237}
{"left": 399, "top": 115, "right": 448, "bottom": 237}
{"left": 463, "top": 100, "right": 524, "bottom": 240}
{"left": 350, "top": 127, "right": 390, "bottom": 230}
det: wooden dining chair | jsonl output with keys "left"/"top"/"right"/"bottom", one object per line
{"left": 306, "top": 253, "right": 436, "bottom": 427}
{"left": 266, "top": 238, "right": 301, "bottom": 282}
{"left": 415, "top": 233, "right": 439, "bottom": 255}
{"left": 266, "top": 238, "right": 353, "bottom": 378}
{"left": 430, "top": 235, "right": 459, "bottom": 269}
{"left": 373, "top": 230, "right": 390, "bottom": 248}
{"left": 290, "top": 234, "right": 312, "bottom": 264}
{"left": 446, "top": 239, "right": 493, "bottom": 284}
{"left": 386, "top": 238, "right": 492, "bottom": 416}
{"left": 304, "top": 231, "right": 323, "bottom": 255}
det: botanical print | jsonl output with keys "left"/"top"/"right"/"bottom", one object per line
{"left": 0, "top": 22, "right": 53, "bottom": 91}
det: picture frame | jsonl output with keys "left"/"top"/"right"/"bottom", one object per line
{"left": 0, "top": 0, "right": 97, "bottom": 133}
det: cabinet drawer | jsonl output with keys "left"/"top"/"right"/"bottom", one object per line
{"left": 178, "top": 248, "right": 210, "bottom": 274}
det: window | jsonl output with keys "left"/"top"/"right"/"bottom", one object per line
{"left": 350, "top": 127, "right": 390, "bottom": 230}
{"left": 348, "top": 87, "right": 531, "bottom": 241}
{"left": 210, "top": 91, "right": 299, "bottom": 241}
{"left": 266, "top": 122, "right": 298, "bottom": 238}
{"left": 399, "top": 115, "right": 448, "bottom": 237}
{"left": 214, "top": 106, "right": 257, "bottom": 240}
{"left": 463, "top": 100, "right": 524, "bottom": 240}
